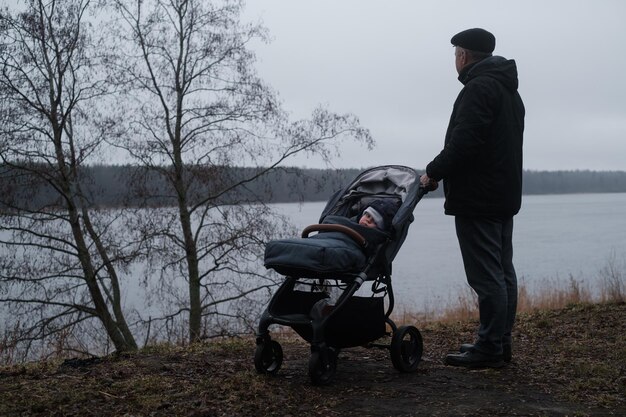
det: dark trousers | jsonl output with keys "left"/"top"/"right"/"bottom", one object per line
{"left": 455, "top": 216, "right": 517, "bottom": 356}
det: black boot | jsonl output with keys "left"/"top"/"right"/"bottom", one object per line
{"left": 445, "top": 350, "right": 504, "bottom": 368}
{"left": 460, "top": 343, "right": 512, "bottom": 363}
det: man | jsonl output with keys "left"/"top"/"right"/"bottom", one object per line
{"left": 420, "top": 28, "right": 525, "bottom": 368}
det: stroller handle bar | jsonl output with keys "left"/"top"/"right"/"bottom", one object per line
{"left": 301, "top": 224, "right": 367, "bottom": 248}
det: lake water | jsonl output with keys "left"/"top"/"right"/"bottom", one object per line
{"left": 272, "top": 193, "right": 626, "bottom": 312}
{"left": 1, "top": 193, "right": 625, "bottom": 333}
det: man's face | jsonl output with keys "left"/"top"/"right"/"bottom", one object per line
{"left": 454, "top": 46, "right": 465, "bottom": 74}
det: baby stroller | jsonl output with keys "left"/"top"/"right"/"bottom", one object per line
{"left": 254, "top": 165, "right": 429, "bottom": 385}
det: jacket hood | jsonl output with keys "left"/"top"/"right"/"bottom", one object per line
{"left": 459, "top": 55, "right": 519, "bottom": 92}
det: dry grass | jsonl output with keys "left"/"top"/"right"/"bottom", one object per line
{"left": 598, "top": 252, "right": 626, "bottom": 302}
{"left": 396, "top": 257, "right": 626, "bottom": 325}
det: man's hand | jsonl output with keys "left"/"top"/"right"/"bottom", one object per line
{"left": 420, "top": 174, "right": 439, "bottom": 191}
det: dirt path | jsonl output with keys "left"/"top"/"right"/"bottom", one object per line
{"left": 270, "top": 341, "right": 614, "bottom": 417}
{"left": 257, "top": 301, "right": 626, "bottom": 416}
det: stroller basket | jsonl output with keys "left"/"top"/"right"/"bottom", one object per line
{"left": 270, "top": 287, "right": 386, "bottom": 349}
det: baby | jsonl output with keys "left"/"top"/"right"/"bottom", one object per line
{"left": 358, "top": 199, "right": 398, "bottom": 231}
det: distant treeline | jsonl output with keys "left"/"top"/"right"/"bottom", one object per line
{"left": 2, "top": 165, "right": 626, "bottom": 209}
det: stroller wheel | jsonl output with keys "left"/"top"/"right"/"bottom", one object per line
{"left": 308, "top": 347, "right": 338, "bottom": 386}
{"left": 254, "top": 340, "right": 283, "bottom": 375}
{"left": 390, "top": 325, "right": 423, "bottom": 372}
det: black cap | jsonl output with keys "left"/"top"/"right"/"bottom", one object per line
{"left": 451, "top": 28, "right": 495, "bottom": 53}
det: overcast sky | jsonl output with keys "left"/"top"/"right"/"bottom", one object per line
{"left": 242, "top": 0, "right": 626, "bottom": 171}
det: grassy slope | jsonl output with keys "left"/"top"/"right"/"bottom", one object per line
{"left": 0, "top": 302, "right": 624, "bottom": 417}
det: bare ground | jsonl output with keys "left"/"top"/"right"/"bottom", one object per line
{"left": 1, "top": 302, "right": 625, "bottom": 416}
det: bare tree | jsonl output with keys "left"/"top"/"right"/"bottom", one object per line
{"left": 109, "top": 0, "right": 373, "bottom": 342}
{"left": 0, "top": 0, "right": 138, "bottom": 359}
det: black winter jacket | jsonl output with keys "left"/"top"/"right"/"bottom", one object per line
{"left": 426, "top": 56, "right": 525, "bottom": 217}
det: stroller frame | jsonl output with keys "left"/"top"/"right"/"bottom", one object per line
{"left": 254, "top": 165, "right": 428, "bottom": 385}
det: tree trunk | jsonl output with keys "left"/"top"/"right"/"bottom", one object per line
{"left": 82, "top": 208, "right": 138, "bottom": 350}
{"left": 172, "top": 149, "right": 202, "bottom": 342}
{"left": 179, "top": 203, "right": 202, "bottom": 342}
{"left": 69, "top": 206, "right": 137, "bottom": 352}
